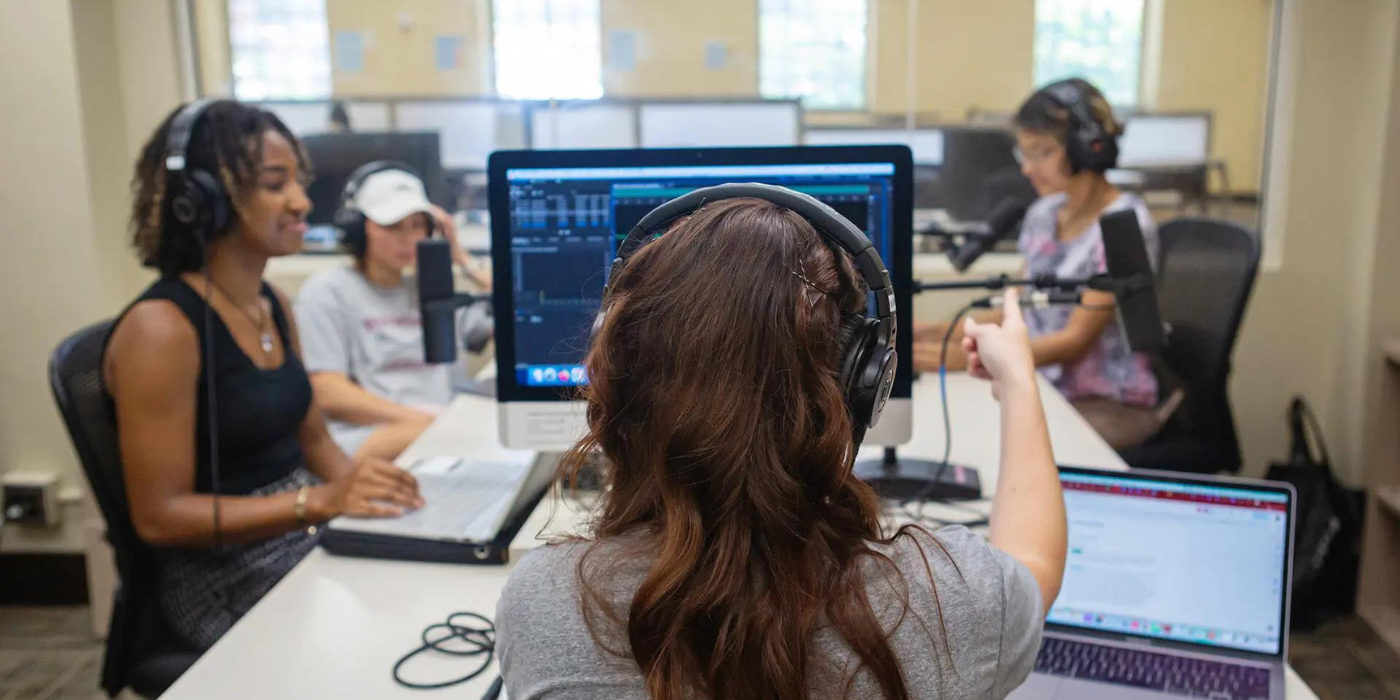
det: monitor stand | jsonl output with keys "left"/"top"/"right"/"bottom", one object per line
{"left": 855, "top": 448, "right": 982, "bottom": 502}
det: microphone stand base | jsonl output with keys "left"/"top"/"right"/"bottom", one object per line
{"left": 855, "top": 448, "right": 983, "bottom": 502}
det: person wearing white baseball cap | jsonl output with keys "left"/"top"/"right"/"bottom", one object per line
{"left": 295, "top": 162, "right": 491, "bottom": 462}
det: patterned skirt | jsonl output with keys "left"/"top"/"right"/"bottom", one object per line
{"left": 157, "top": 468, "right": 323, "bottom": 650}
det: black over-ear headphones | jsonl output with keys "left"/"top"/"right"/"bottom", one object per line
{"left": 1040, "top": 80, "right": 1120, "bottom": 174}
{"left": 592, "top": 183, "right": 899, "bottom": 430}
{"left": 334, "top": 160, "right": 433, "bottom": 256}
{"left": 165, "top": 99, "right": 233, "bottom": 245}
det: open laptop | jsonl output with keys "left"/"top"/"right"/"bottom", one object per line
{"left": 1010, "top": 467, "right": 1295, "bottom": 700}
{"left": 321, "top": 452, "right": 559, "bottom": 564}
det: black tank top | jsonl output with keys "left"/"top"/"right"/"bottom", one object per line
{"left": 109, "top": 277, "right": 313, "bottom": 495}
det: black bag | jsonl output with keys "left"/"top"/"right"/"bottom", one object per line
{"left": 1264, "top": 397, "right": 1365, "bottom": 631}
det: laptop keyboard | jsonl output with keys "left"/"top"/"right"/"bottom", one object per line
{"left": 390, "top": 463, "right": 529, "bottom": 541}
{"left": 1035, "top": 637, "right": 1271, "bottom": 700}
{"left": 414, "top": 474, "right": 514, "bottom": 533}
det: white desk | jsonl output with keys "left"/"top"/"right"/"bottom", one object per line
{"left": 161, "top": 375, "right": 1319, "bottom": 699}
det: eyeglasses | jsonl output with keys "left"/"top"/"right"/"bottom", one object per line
{"left": 1013, "top": 144, "right": 1062, "bottom": 165}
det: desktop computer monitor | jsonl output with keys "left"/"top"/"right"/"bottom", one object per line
{"left": 923, "top": 126, "right": 1024, "bottom": 220}
{"left": 488, "top": 146, "right": 915, "bottom": 450}
{"left": 301, "top": 132, "right": 445, "bottom": 226}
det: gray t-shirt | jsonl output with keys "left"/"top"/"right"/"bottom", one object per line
{"left": 497, "top": 525, "right": 1043, "bottom": 699}
{"left": 294, "top": 266, "right": 452, "bottom": 452}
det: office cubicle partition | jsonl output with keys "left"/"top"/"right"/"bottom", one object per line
{"left": 637, "top": 99, "right": 802, "bottom": 147}
{"left": 391, "top": 99, "right": 528, "bottom": 169}
{"left": 256, "top": 99, "right": 393, "bottom": 136}
{"left": 253, "top": 96, "right": 804, "bottom": 166}
{"left": 252, "top": 98, "right": 1221, "bottom": 216}
{"left": 525, "top": 101, "right": 639, "bottom": 150}
{"left": 805, "top": 127, "right": 945, "bottom": 166}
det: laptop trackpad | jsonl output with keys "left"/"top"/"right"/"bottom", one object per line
{"left": 1009, "top": 674, "right": 1170, "bottom": 699}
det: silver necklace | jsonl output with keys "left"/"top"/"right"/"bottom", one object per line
{"left": 207, "top": 277, "right": 274, "bottom": 356}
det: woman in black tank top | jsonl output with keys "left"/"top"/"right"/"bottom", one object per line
{"left": 103, "top": 101, "right": 424, "bottom": 651}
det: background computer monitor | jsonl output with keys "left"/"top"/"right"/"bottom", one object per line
{"left": 920, "top": 126, "right": 1025, "bottom": 219}
{"left": 301, "top": 132, "right": 445, "bottom": 226}
{"left": 488, "top": 146, "right": 915, "bottom": 451}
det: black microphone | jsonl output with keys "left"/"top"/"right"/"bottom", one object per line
{"left": 418, "top": 238, "right": 459, "bottom": 364}
{"left": 1098, "top": 209, "right": 1167, "bottom": 353}
{"left": 947, "top": 197, "right": 1030, "bottom": 272}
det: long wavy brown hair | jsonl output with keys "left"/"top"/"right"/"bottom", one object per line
{"left": 561, "top": 197, "right": 951, "bottom": 699}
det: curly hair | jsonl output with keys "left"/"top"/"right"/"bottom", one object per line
{"left": 129, "top": 100, "right": 310, "bottom": 276}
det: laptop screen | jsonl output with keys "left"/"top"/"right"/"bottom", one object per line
{"left": 1050, "top": 469, "right": 1292, "bottom": 657}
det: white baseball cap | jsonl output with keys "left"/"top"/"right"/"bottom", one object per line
{"left": 353, "top": 169, "right": 434, "bottom": 226}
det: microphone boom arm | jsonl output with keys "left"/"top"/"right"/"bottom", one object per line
{"left": 912, "top": 273, "right": 1092, "bottom": 294}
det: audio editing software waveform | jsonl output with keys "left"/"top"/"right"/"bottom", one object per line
{"left": 511, "top": 193, "right": 614, "bottom": 230}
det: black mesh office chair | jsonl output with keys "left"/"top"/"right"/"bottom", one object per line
{"left": 1119, "top": 218, "right": 1261, "bottom": 474}
{"left": 49, "top": 320, "right": 200, "bottom": 698}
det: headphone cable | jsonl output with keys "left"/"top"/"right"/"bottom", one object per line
{"left": 392, "top": 612, "right": 498, "bottom": 692}
{"left": 903, "top": 302, "right": 976, "bottom": 509}
{"left": 201, "top": 264, "right": 223, "bottom": 549}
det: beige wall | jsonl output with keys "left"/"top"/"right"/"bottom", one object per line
{"left": 1361, "top": 25, "right": 1400, "bottom": 489}
{"left": 325, "top": 0, "right": 493, "bottom": 97}
{"left": 1152, "top": 0, "right": 1272, "bottom": 193}
{"left": 868, "top": 0, "right": 1036, "bottom": 120}
{"left": 1230, "top": 0, "right": 1400, "bottom": 484}
{"left": 112, "top": 1, "right": 186, "bottom": 155}
{"left": 600, "top": 0, "right": 759, "bottom": 97}
{"left": 73, "top": 0, "right": 179, "bottom": 303}
{"left": 0, "top": 2, "right": 110, "bottom": 549}
{"left": 72, "top": 0, "right": 139, "bottom": 305}
{"left": 0, "top": 0, "right": 181, "bottom": 552}
{"left": 191, "top": 0, "right": 232, "bottom": 96}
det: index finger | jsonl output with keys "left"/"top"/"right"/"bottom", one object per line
{"left": 1001, "top": 287, "right": 1025, "bottom": 327}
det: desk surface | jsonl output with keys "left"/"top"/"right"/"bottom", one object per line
{"left": 162, "top": 374, "right": 1318, "bottom": 699}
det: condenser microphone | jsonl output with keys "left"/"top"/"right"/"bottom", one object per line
{"left": 1099, "top": 209, "right": 1167, "bottom": 353}
{"left": 418, "top": 239, "right": 460, "bottom": 364}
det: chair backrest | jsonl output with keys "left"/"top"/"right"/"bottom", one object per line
{"left": 49, "top": 320, "right": 157, "bottom": 696}
{"left": 1153, "top": 217, "right": 1261, "bottom": 458}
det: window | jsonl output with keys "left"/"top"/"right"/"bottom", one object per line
{"left": 227, "top": 0, "right": 331, "bottom": 100}
{"left": 1034, "top": 0, "right": 1145, "bottom": 106}
{"left": 759, "top": 0, "right": 868, "bottom": 110}
{"left": 492, "top": 0, "right": 603, "bottom": 100}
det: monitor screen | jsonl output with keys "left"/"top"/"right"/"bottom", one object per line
{"left": 488, "top": 147, "right": 913, "bottom": 404}
{"left": 1050, "top": 469, "right": 1293, "bottom": 657}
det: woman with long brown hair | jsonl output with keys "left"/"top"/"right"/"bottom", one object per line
{"left": 496, "top": 195, "right": 1066, "bottom": 698}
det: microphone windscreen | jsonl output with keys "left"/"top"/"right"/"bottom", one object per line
{"left": 1100, "top": 209, "right": 1166, "bottom": 353}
